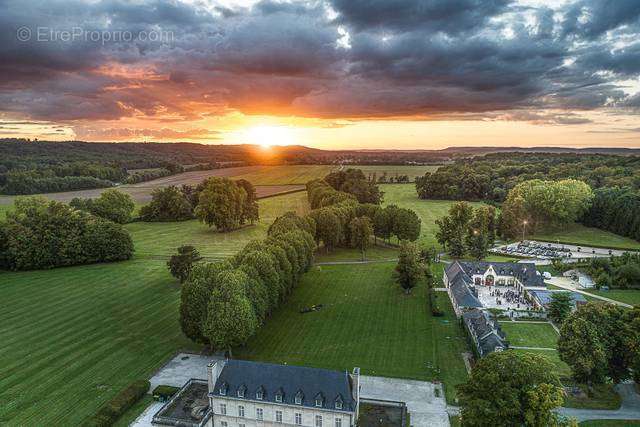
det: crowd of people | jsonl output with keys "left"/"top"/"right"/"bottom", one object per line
{"left": 488, "top": 287, "right": 532, "bottom": 310}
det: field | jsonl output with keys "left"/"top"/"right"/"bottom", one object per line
{"left": 499, "top": 322, "right": 559, "bottom": 348}
{"left": 531, "top": 223, "right": 640, "bottom": 251}
{"left": 380, "top": 184, "right": 486, "bottom": 248}
{"left": 235, "top": 262, "right": 470, "bottom": 404}
{"left": 126, "top": 191, "right": 309, "bottom": 259}
{"left": 0, "top": 190, "right": 309, "bottom": 426}
{"left": 0, "top": 260, "right": 198, "bottom": 426}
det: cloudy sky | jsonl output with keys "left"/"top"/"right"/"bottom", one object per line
{"left": 1, "top": 0, "right": 639, "bottom": 149}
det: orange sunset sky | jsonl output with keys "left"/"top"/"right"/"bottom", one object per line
{"left": 1, "top": 0, "right": 639, "bottom": 150}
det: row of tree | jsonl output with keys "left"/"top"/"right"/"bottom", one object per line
{"left": 0, "top": 197, "right": 134, "bottom": 270}
{"left": 179, "top": 212, "right": 315, "bottom": 350}
{"left": 435, "top": 203, "right": 498, "bottom": 259}
{"left": 581, "top": 186, "right": 640, "bottom": 242}
{"left": 415, "top": 153, "right": 640, "bottom": 202}
{"left": 588, "top": 254, "right": 640, "bottom": 289}
{"left": 1, "top": 172, "right": 115, "bottom": 195}
{"left": 324, "top": 169, "right": 383, "bottom": 204}
{"left": 139, "top": 178, "right": 259, "bottom": 230}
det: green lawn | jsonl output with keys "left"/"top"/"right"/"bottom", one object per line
{"left": 235, "top": 262, "right": 470, "bottom": 404}
{"left": 125, "top": 191, "right": 308, "bottom": 259}
{"left": 113, "top": 395, "right": 154, "bottom": 427}
{"left": 531, "top": 223, "right": 640, "bottom": 251}
{"left": 580, "top": 420, "right": 640, "bottom": 426}
{"left": 499, "top": 322, "right": 559, "bottom": 348}
{"left": 380, "top": 184, "right": 486, "bottom": 248}
{"left": 0, "top": 260, "right": 199, "bottom": 426}
{"left": 587, "top": 289, "right": 640, "bottom": 306}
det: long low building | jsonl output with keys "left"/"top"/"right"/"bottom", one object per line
{"left": 152, "top": 359, "right": 360, "bottom": 427}
{"left": 462, "top": 309, "right": 508, "bottom": 358}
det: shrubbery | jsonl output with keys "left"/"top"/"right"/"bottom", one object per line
{"left": 0, "top": 197, "right": 134, "bottom": 270}
{"left": 429, "top": 288, "right": 444, "bottom": 316}
{"left": 152, "top": 385, "right": 180, "bottom": 401}
{"left": 139, "top": 186, "right": 194, "bottom": 222}
{"left": 82, "top": 380, "right": 150, "bottom": 427}
{"left": 70, "top": 189, "right": 136, "bottom": 224}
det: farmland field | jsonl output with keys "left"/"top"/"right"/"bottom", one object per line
{"left": 0, "top": 260, "right": 198, "bottom": 426}
{"left": 380, "top": 184, "right": 486, "bottom": 248}
{"left": 235, "top": 262, "right": 470, "bottom": 404}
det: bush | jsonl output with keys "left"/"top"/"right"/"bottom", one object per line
{"left": 83, "top": 380, "right": 150, "bottom": 427}
{"left": 429, "top": 289, "right": 444, "bottom": 317}
{"left": 152, "top": 385, "right": 180, "bottom": 401}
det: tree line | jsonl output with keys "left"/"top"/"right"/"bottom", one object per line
{"left": 0, "top": 197, "right": 133, "bottom": 270}
{"left": 435, "top": 203, "right": 498, "bottom": 259}
{"left": 581, "top": 186, "right": 640, "bottom": 242}
{"left": 415, "top": 153, "right": 640, "bottom": 202}
{"left": 179, "top": 212, "right": 315, "bottom": 351}
{"left": 588, "top": 254, "right": 640, "bottom": 289}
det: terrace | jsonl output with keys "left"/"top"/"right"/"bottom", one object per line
{"left": 152, "top": 379, "right": 211, "bottom": 427}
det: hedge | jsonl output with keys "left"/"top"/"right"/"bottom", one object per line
{"left": 429, "top": 288, "right": 444, "bottom": 317}
{"left": 152, "top": 385, "right": 180, "bottom": 401}
{"left": 82, "top": 379, "right": 150, "bottom": 427}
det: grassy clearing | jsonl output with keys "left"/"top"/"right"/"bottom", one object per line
{"left": 235, "top": 262, "right": 470, "bottom": 405}
{"left": 531, "top": 223, "right": 640, "bottom": 251}
{"left": 0, "top": 260, "right": 199, "bottom": 426}
{"left": 126, "top": 191, "right": 309, "bottom": 259}
{"left": 499, "top": 322, "right": 559, "bottom": 348}
{"left": 380, "top": 184, "right": 486, "bottom": 248}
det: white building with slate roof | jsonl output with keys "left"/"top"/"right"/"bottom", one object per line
{"left": 207, "top": 359, "right": 360, "bottom": 427}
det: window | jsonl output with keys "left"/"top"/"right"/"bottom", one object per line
{"left": 239, "top": 424, "right": 245, "bottom": 427}
{"left": 238, "top": 405, "right": 245, "bottom": 418}
{"left": 295, "top": 396, "right": 302, "bottom": 405}
{"left": 237, "top": 388, "right": 245, "bottom": 398}
{"left": 219, "top": 403, "right": 226, "bottom": 415}
{"left": 256, "top": 390, "right": 264, "bottom": 400}
{"left": 220, "top": 422, "right": 227, "bottom": 427}
{"left": 256, "top": 408, "right": 264, "bottom": 421}
{"left": 335, "top": 400, "right": 343, "bottom": 410}
{"left": 219, "top": 386, "right": 227, "bottom": 396}
{"left": 275, "top": 394, "right": 283, "bottom": 403}
{"left": 335, "top": 419, "right": 342, "bottom": 427}
{"left": 295, "top": 413, "right": 302, "bottom": 425}
{"left": 315, "top": 415, "right": 323, "bottom": 427}
{"left": 315, "top": 398, "right": 323, "bottom": 407}
{"left": 276, "top": 410, "right": 283, "bottom": 423}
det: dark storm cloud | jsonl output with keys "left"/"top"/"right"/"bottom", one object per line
{"left": 0, "top": 0, "right": 638, "bottom": 124}
{"left": 329, "top": 0, "right": 511, "bottom": 33}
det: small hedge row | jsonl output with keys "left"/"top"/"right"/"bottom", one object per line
{"left": 82, "top": 380, "right": 150, "bottom": 427}
{"left": 152, "top": 385, "right": 180, "bottom": 401}
{"left": 429, "top": 288, "right": 444, "bottom": 317}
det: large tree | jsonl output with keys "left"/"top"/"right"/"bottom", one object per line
{"left": 89, "top": 189, "right": 136, "bottom": 224}
{"left": 167, "top": 245, "right": 203, "bottom": 283}
{"left": 349, "top": 216, "right": 373, "bottom": 260}
{"left": 195, "top": 177, "right": 247, "bottom": 231}
{"left": 203, "top": 269, "right": 257, "bottom": 352}
{"left": 435, "top": 202, "right": 474, "bottom": 258}
{"left": 547, "top": 292, "right": 573, "bottom": 324}
{"left": 236, "top": 179, "right": 260, "bottom": 224}
{"left": 458, "top": 351, "right": 566, "bottom": 427}
{"left": 501, "top": 179, "right": 594, "bottom": 238}
{"left": 395, "top": 240, "right": 421, "bottom": 294}
{"left": 140, "top": 186, "right": 193, "bottom": 222}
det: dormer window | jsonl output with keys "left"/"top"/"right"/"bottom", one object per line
{"left": 315, "top": 398, "right": 323, "bottom": 407}
{"left": 275, "top": 388, "right": 284, "bottom": 403}
{"left": 314, "top": 393, "right": 324, "bottom": 408}
{"left": 256, "top": 386, "right": 265, "bottom": 400}
{"left": 237, "top": 385, "right": 246, "bottom": 398}
{"left": 219, "top": 382, "right": 228, "bottom": 396}
{"left": 295, "top": 390, "right": 304, "bottom": 405}
{"left": 335, "top": 395, "right": 344, "bottom": 410}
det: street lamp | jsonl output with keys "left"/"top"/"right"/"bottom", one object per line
{"left": 522, "top": 220, "right": 528, "bottom": 242}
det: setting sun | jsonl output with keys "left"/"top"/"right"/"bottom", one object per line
{"left": 244, "top": 125, "right": 296, "bottom": 148}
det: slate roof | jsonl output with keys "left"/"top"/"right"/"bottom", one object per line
{"left": 462, "top": 309, "right": 508, "bottom": 357}
{"left": 449, "top": 275, "right": 483, "bottom": 309}
{"left": 212, "top": 360, "right": 355, "bottom": 412}
{"left": 451, "top": 261, "right": 545, "bottom": 288}
{"left": 528, "top": 289, "right": 587, "bottom": 306}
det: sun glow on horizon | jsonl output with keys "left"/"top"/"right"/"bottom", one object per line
{"left": 243, "top": 125, "right": 297, "bottom": 148}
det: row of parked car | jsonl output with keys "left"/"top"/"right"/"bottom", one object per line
{"left": 495, "top": 241, "right": 572, "bottom": 259}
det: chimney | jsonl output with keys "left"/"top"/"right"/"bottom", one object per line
{"left": 207, "top": 360, "right": 226, "bottom": 393}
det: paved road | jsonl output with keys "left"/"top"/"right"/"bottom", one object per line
{"left": 558, "top": 383, "right": 640, "bottom": 422}
{"left": 546, "top": 277, "right": 632, "bottom": 308}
